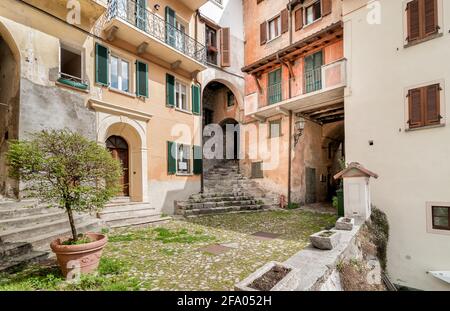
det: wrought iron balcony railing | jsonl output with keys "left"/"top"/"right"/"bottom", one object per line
{"left": 107, "top": 0, "right": 206, "bottom": 64}
{"left": 264, "top": 59, "right": 347, "bottom": 106}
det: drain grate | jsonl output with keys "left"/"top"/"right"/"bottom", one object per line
{"left": 199, "top": 244, "right": 232, "bottom": 255}
{"left": 250, "top": 232, "right": 281, "bottom": 240}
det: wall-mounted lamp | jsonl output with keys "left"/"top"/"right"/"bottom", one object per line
{"left": 293, "top": 118, "right": 306, "bottom": 147}
{"left": 154, "top": 4, "right": 160, "bottom": 11}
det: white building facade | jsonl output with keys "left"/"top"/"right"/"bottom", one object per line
{"left": 343, "top": 0, "right": 450, "bottom": 290}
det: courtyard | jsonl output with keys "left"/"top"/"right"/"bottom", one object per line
{"left": 0, "top": 210, "right": 336, "bottom": 291}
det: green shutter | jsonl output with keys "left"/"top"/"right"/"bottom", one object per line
{"left": 166, "top": 73, "right": 175, "bottom": 107}
{"left": 192, "top": 84, "right": 201, "bottom": 115}
{"left": 193, "top": 145, "right": 203, "bottom": 175}
{"left": 167, "top": 141, "right": 176, "bottom": 175}
{"left": 136, "top": 61, "right": 148, "bottom": 97}
{"left": 95, "top": 43, "right": 108, "bottom": 86}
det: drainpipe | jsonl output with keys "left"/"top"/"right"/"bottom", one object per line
{"left": 288, "top": 110, "right": 293, "bottom": 206}
{"left": 288, "top": 1, "right": 293, "bottom": 45}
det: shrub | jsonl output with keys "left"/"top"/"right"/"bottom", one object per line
{"left": 7, "top": 129, "right": 122, "bottom": 242}
{"left": 366, "top": 207, "right": 390, "bottom": 270}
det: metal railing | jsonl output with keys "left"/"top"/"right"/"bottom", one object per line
{"left": 107, "top": 0, "right": 206, "bottom": 64}
{"left": 304, "top": 67, "right": 322, "bottom": 94}
{"left": 260, "top": 59, "right": 347, "bottom": 107}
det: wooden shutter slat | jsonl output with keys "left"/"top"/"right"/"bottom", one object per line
{"left": 260, "top": 21, "right": 267, "bottom": 45}
{"left": 322, "top": 0, "right": 332, "bottom": 16}
{"left": 193, "top": 145, "right": 202, "bottom": 175}
{"left": 281, "top": 9, "right": 289, "bottom": 34}
{"left": 424, "top": 0, "right": 438, "bottom": 36}
{"left": 408, "top": 88, "right": 423, "bottom": 128}
{"left": 167, "top": 141, "right": 176, "bottom": 175}
{"left": 220, "top": 27, "right": 231, "bottom": 67}
{"left": 407, "top": 0, "right": 420, "bottom": 42}
{"left": 136, "top": 61, "right": 148, "bottom": 97}
{"left": 166, "top": 73, "right": 175, "bottom": 107}
{"left": 95, "top": 43, "right": 108, "bottom": 86}
{"left": 191, "top": 84, "right": 201, "bottom": 115}
{"left": 295, "top": 8, "right": 303, "bottom": 31}
{"left": 425, "top": 84, "right": 440, "bottom": 125}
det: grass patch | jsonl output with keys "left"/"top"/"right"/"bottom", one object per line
{"left": 154, "top": 227, "right": 214, "bottom": 244}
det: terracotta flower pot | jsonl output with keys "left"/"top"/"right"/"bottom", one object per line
{"left": 50, "top": 232, "right": 108, "bottom": 278}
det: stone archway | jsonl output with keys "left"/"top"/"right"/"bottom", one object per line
{"left": 97, "top": 115, "right": 149, "bottom": 203}
{"left": 0, "top": 21, "right": 21, "bottom": 198}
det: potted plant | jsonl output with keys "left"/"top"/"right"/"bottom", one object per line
{"left": 7, "top": 129, "right": 121, "bottom": 277}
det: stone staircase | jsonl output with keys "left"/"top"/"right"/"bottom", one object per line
{"left": 175, "top": 161, "right": 278, "bottom": 216}
{"left": 98, "top": 197, "right": 170, "bottom": 228}
{"left": 0, "top": 199, "right": 104, "bottom": 272}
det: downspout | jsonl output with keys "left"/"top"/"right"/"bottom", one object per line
{"left": 195, "top": 9, "right": 204, "bottom": 193}
{"left": 288, "top": 111, "right": 293, "bottom": 206}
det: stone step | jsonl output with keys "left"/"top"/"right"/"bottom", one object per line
{"left": 0, "top": 210, "right": 66, "bottom": 232}
{"left": 0, "top": 242, "right": 33, "bottom": 259}
{"left": 0, "top": 250, "right": 49, "bottom": 273}
{"left": 187, "top": 196, "right": 254, "bottom": 203}
{"left": 106, "top": 215, "right": 171, "bottom": 228}
{"left": 178, "top": 200, "right": 258, "bottom": 211}
{"left": 0, "top": 201, "right": 54, "bottom": 219}
{"left": 108, "top": 196, "right": 131, "bottom": 204}
{"left": 98, "top": 203, "right": 155, "bottom": 221}
{"left": 182, "top": 205, "right": 265, "bottom": 216}
{"left": 22, "top": 218, "right": 104, "bottom": 251}
{"left": 0, "top": 214, "right": 93, "bottom": 243}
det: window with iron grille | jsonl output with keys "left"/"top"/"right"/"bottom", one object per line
{"left": 432, "top": 206, "right": 450, "bottom": 230}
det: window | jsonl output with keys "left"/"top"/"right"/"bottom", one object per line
{"left": 305, "top": 1, "right": 322, "bottom": 25}
{"left": 110, "top": 55, "right": 130, "bottom": 92}
{"left": 175, "top": 81, "right": 188, "bottom": 111}
{"left": 406, "top": 0, "right": 439, "bottom": 44}
{"left": 407, "top": 84, "right": 441, "bottom": 129}
{"left": 268, "top": 15, "right": 281, "bottom": 41}
{"left": 177, "top": 144, "right": 191, "bottom": 174}
{"left": 304, "top": 51, "right": 323, "bottom": 93}
{"left": 251, "top": 162, "right": 263, "bottom": 179}
{"left": 227, "top": 91, "right": 235, "bottom": 108}
{"left": 268, "top": 68, "right": 282, "bottom": 105}
{"left": 269, "top": 120, "right": 282, "bottom": 138}
{"left": 432, "top": 206, "right": 450, "bottom": 230}
{"left": 206, "top": 25, "right": 218, "bottom": 65}
{"left": 59, "top": 45, "right": 86, "bottom": 89}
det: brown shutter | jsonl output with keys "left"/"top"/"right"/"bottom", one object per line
{"left": 257, "top": 0, "right": 264, "bottom": 4}
{"left": 424, "top": 0, "right": 438, "bottom": 36}
{"left": 281, "top": 9, "right": 289, "bottom": 34}
{"left": 221, "top": 27, "right": 231, "bottom": 67}
{"left": 425, "top": 84, "right": 440, "bottom": 125}
{"left": 295, "top": 8, "right": 303, "bottom": 31}
{"left": 407, "top": 0, "right": 421, "bottom": 42}
{"left": 408, "top": 88, "right": 423, "bottom": 128}
{"left": 322, "top": 0, "right": 332, "bottom": 16}
{"left": 260, "top": 21, "right": 267, "bottom": 45}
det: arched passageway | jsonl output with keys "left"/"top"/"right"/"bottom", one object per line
{"left": 0, "top": 24, "right": 21, "bottom": 198}
{"left": 202, "top": 81, "right": 242, "bottom": 173}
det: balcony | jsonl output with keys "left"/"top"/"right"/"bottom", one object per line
{"left": 104, "top": 0, "right": 207, "bottom": 73}
{"left": 246, "top": 59, "right": 347, "bottom": 123}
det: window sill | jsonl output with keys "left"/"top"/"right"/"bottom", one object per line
{"left": 404, "top": 32, "right": 443, "bottom": 49}
{"left": 405, "top": 123, "right": 445, "bottom": 132}
{"left": 303, "top": 17, "right": 323, "bottom": 30}
{"left": 266, "top": 35, "right": 282, "bottom": 45}
{"left": 175, "top": 108, "right": 193, "bottom": 115}
{"left": 176, "top": 173, "right": 193, "bottom": 177}
{"left": 56, "top": 80, "right": 89, "bottom": 93}
{"left": 108, "top": 87, "right": 136, "bottom": 98}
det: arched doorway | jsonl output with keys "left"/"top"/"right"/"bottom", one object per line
{"left": 106, "top": 136, "right": 130, "bottom": 197}
{"left": 220, "top": 118, "right": 240, "bottom": 161}
{"left": 0, "top": 24, "right": 21, "bottom": 198}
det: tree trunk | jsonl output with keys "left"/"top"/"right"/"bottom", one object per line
{"left": 66, "top": 203, "right": 78, "bottom": 241}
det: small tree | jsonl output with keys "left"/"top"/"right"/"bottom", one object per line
{"left": 7, "top": 129, "right": 122, "bottom": 242}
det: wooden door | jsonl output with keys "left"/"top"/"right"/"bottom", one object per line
{"left": 106, "top": 136, "right": 129, "bottom": 197}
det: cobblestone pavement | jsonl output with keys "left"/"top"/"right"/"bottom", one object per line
{"left": 0, "top": 210, "right": 336, "bottom": 291}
